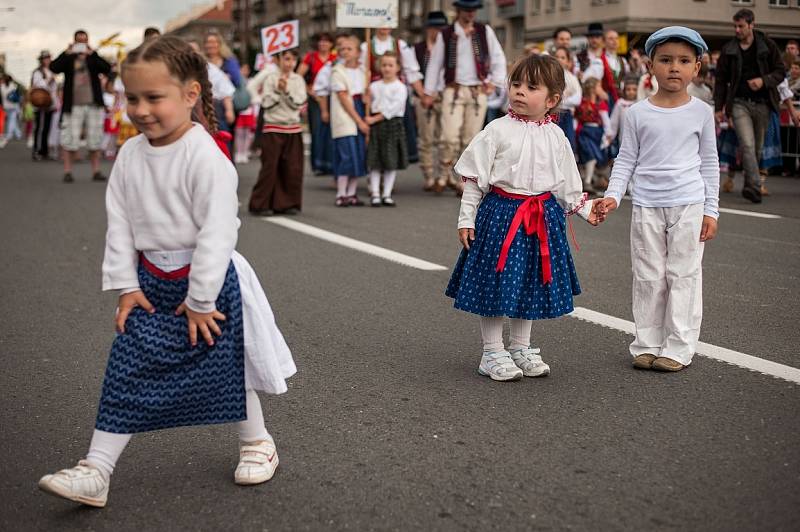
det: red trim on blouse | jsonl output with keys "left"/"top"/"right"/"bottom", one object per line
{"left": 139, "top": 252, "right": 191, "bottom": 281}
{"left": 506, "top": 108, "right": 556, "bottom": 125}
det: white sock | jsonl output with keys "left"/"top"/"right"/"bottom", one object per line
{"left": 369, "top": 170, "right": 382, "bottom": 198}
{"left": 583, "top": 160, "right": 597, "bottom": 185}
{"left": 480, "top": 316, "right": 505, "bottom": 353}
{"left": 235, "top": 390, "right": 270, "bottom": 442}
{"left": 346, "top": 177, "right": 359, "bottom": 197}
{"left": 509, "top": 319, "right": 533, "bottom": 352}
{"left": 86, "top": 429, "right": 132, "bottom": 480}
{"left": 382, "top": 170, "right": 397, "bottom": 198}
{"left": 336, "top": 175, "right": 349, "bottom": 197}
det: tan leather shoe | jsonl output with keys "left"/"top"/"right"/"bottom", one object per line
{"left": 721, "top": 176, "right": 734, "bottom": 193}
{"left": 632, "top": 353, "right": 657, "bottom": 369}
{"left": 652, "top": 357, "right": 685, "bottom": 372}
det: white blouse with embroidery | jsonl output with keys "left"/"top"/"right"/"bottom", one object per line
{"left": 369, "top": 79, "right": 407, "bottom": 119}
{"left": 455, "top": 111, "right": 592, "bottom": 229}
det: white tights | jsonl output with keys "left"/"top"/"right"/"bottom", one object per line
{"left": 479, "top": 316, "right": 533, "bottom": 353}
{"left": 368, "top": 170, "right": 397, "bottom": 198}
{"left": 85, "top": 390, "right": 269, "bottom": 479}
{"left": 336, "top": 176, "right": 359, "bottom": 197}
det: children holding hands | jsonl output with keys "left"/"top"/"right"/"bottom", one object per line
{"left": 594, "top": 26, "right": 720, "bottom": 372}
{"left": 445, "top": 54, "right": 599, "bottom": 382}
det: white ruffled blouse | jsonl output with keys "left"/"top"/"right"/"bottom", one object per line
{"left": 455, "top": 112, "right": 592, "bottom": 229}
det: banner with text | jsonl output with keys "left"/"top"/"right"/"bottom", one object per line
{"left": 336, "top": 0, "right": 398, "bottom": 28}
{"left": 261, "top": 20, "right": 300, "bottom": 56}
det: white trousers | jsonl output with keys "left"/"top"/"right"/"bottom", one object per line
{"left": 629, "top": 204, "right": 705, "bottom": 365}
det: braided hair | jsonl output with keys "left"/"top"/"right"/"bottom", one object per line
{"left": 122, "top": 35, "right": 218, "bottom": 134}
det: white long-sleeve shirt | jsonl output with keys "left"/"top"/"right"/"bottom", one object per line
{"left": 604, "top": 97, "right": 720, "bottom": 218}
{"left": 31, "top": 68, "right": 58, "bottom": 111}
{"left": 454, "top": 114, "right": 592, "bottom": 229}
{"left": 369, "top": 79, "right": 407, "bottom": 119}
{"left": 561, "top": 69, "right": 582, "bottom": 112}
{"left": 424, "top": 22, "right": 506, "bottom": 95}
{"left": 102, "top": 124, "right": 240, "bottom": 312}
{"left": 606, "top": 98, "right": 635, "bottom": 142}
{"left": 360, "top": 37, "right": 422, "bottom": 85}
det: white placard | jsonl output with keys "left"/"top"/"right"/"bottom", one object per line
{"left": 260, "top": 20, "right": 300, "bottom": 56}
{"left": 336, "top": 0, "right": 398, "bottom": 28}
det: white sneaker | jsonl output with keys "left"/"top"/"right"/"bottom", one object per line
{"left": 38, "top": 460, "right": 109, "bottom": 507}
{"left": 234, "top": 437, "right": 279, "bottom": 485}
{"left": 510, "top": 347, "right": 550, "bottom": 377}
{"left": 478, "top": 351, "right": 523, "bottom": 381}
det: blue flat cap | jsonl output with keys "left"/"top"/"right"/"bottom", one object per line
{"left": 645, "top": 26, "right": 708, "bottom": 58}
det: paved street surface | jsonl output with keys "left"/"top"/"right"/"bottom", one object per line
{"left": 2, "top": 139, "right": 799, "bottom": 531}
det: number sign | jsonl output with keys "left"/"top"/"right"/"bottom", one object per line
{"left": 260, "top": 20, "right": 300, "bottom": 56}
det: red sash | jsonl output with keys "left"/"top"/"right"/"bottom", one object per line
{"left": 491, "top": 186, "right": 552, "bottom": 284}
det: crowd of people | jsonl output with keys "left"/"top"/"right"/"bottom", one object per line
{"left": 1, "top": 4, "right": 798, "bottom": 209}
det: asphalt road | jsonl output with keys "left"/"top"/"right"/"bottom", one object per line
{"left": 1, "top": 139, "right": 799, "bottom": 531}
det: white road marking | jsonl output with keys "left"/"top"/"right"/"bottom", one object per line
{"left": 262, "top": 217, "right": 448, "bottom": 271}
{"left": 570, "top": 307, "right": 800, "bottom": 385}
{"left": 718, "top": 207, "right": 781, "bottom": 219}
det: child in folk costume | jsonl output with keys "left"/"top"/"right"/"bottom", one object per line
{"left": 248, "top": 49, "right": 307, "bottom": 216}
{"left": 365, "top": 52, "right": 407, "bottom": 207}
{"left": 233, "top": 64, "right": 257, "bottom": 164}
{"left": 331, "top": 35, "right": 370, "bottom": 207}
{"left": 604, "top": 78, "right": 638, "bottom": 164}
{"left": 575, "top": 77, "right": 611, "bottom": 191}
{"left": 38, "top": 37, "right": 296, "bottom": 508}
{"left": 446, "top": 54, "right": 599, "bottom": 382}
{"left": 595, "top": 27, "right": 719, "bottom": 372}
{"left": 101, "top": 78, "right": 120, "bottom": 160}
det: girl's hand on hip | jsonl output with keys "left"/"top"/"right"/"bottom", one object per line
{"left": 175, "top": 303, "right": 227, "bottom": 347}
{"left": 459, "top": 228, "right": 475, "bottom": 250}
{"left": 116, "top": 290, "right": 155, "bottom": 334}
{"left": 700, "top": 216, "right": 718, "bottom": 242}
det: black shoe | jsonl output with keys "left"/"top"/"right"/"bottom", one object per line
{"left": 742, "top": 186, "right": 762, "bottom": 204}
{"left": 275, "top": 207, "right": 299, "bottom": 215}
{"left": 370, "top": 196, "right": 382, "bottom": 207}
{"left": 32, "top": 153, "right": 44, "bottom": 161}
{"left": 63, "top": 173, "right": 74, "bottom": 183}
{"left": 92, "top": 172, "right": 106, "bottom": 182}
{"left": 249, "top": 208, "right": 274, "bottom": 217}
{"left": 381, "top": 197, "right": 396, "bottom": 207}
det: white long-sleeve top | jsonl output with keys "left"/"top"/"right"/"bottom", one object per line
{"left": 208, "top": 62, "right": 235, "bottom": 100}
{"left": 369, "top": 79, "right": 407, "bottom": 119}
{"left": 424, "top": 22, "right": 506, "bottom": 95}
{"left": 604, "top": 97, "right": 720, "bottom": 218}
{"left": 360, "top": 37, "right": 422, "bottom": 85}
{"left": 561, "top": 69, "right": 582, "bottom": 112}
{"left": 606, "top": 98, "right": 635, "bottom": 141}
{"left": 245, "top": 62, "right": 279, "bottom": 105}
{"left": 312, "top": 61, "right": 335, "bottom": 97}
{"left": 102, "top": 124, "right": 240, "bottom": 312}
{"left": 455, "top": 114, "right": 592, "bottom": 229}
{"left": 31, "top": 68, "right": 58, "bottom": 111}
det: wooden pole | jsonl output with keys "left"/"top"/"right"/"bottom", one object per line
{"left": 364, "top": 27, "right": 371, "bottom": 115}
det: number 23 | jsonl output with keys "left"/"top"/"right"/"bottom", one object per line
{"left": 265, "top": 23, "right": 295, "bottom": 53}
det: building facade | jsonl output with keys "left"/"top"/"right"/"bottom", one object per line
{"left": 491, "top": 0, "right": 800, "bottom": 61}
{"left": 165, "top": 0, "right": 236, "bottom": 49}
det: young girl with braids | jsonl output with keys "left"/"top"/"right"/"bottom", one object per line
{"left": 38, "top": 36, "right": 296, "bottom": 507}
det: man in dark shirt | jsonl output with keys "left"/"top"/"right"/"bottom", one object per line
{"left": 713, "top": 9, "right": 785, "bottom": 203}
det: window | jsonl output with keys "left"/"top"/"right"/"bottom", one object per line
{"left": 546, "top": 0, "right": 556, "bottom": 12}
{"left": 531, "top": 0, "right": 541, "bottom": 14}
{"left": 591, "top": 0, "right": 606, "bottom": 5}
{"left": 768, "top": 0, "right": 789, "bottom": 6}
{"left": 730, "top": 0, "right": 753, "bottom": 5}
{"left": 562, "top": 0, "right": 571, "bottom": 9}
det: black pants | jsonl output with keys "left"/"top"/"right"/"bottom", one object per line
{"left": 33, "top": 109, "right": 53, "bottom": 158}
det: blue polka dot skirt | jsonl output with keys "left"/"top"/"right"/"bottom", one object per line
{"left": 95, "top": 259, "right": 246, "bottom": 434}
{"left": 445, "top": 191, "right": 582, "bottom": 320}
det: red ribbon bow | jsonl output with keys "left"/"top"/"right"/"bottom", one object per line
{"left": 492, "top": 187, "right": 552, "bottom": 284}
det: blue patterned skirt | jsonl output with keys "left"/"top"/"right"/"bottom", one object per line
{"left": 95, "top": 258, "right": 246, "bottom": 434}
{"left": 332, "top": 98, "right": 367, "bottom": 178}
{"left": 718, "top": 110, "right": 782, "bottom": 170}
{"left": 445, "top": 191, "right": 581, "bottom": 320}
{"left": 577, "top": 124, "right": 607, "bottom": 165}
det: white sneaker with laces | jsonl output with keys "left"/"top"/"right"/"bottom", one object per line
{"left": 478, "top": 351, "right": 523, "bottom": 381}
{"left": 38, "top": 460, "right": 109, "bottom": 507}
{"left": 510, "top": 347, "right": 550, "bottom": 377}
{"left": 235, "top": 437, "right": 279, "bottom": 485}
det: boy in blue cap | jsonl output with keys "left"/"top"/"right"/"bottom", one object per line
{"left": 594, "top": 27, "right": 720, "bottom": 372}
